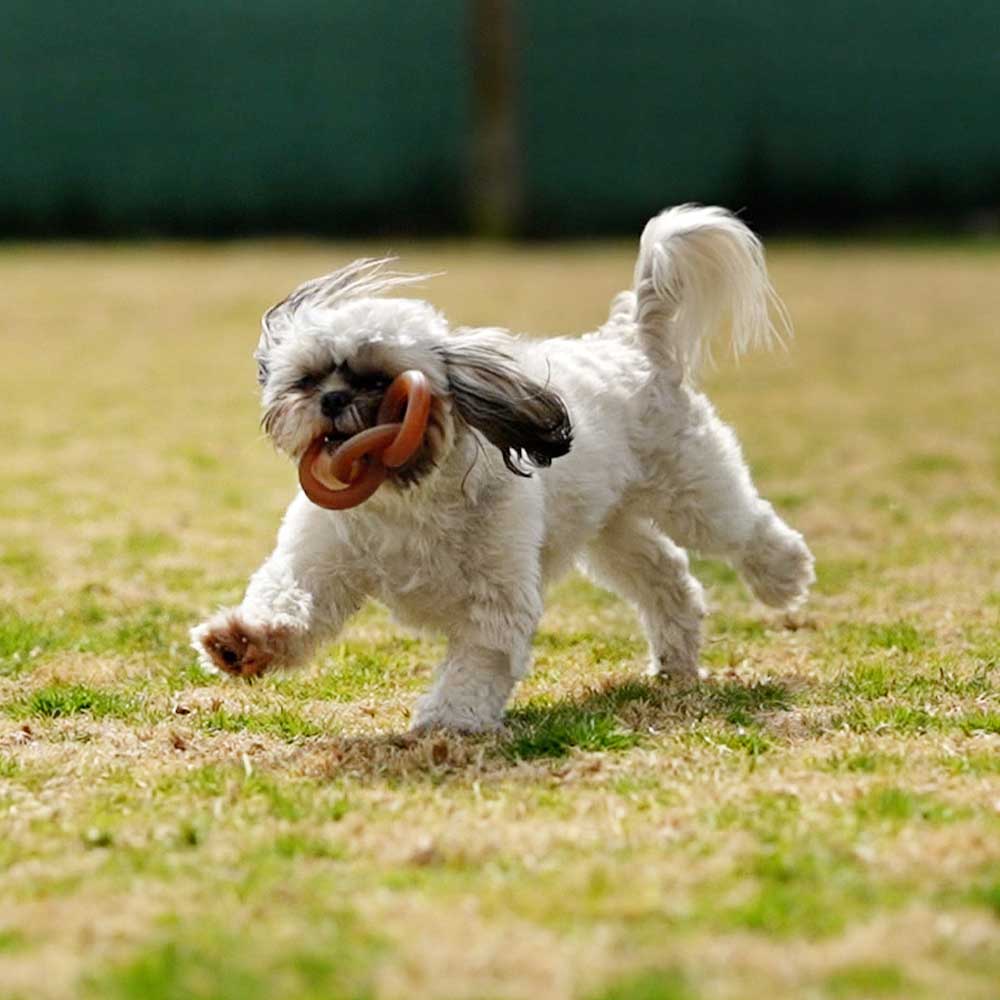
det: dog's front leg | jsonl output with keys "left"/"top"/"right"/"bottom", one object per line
{"left": 411, "top": 643, "right": 516, "bottom": 733}
{"left": 411, "top": 599, "right": 540, "bottom": 733}
{"left": 191, "top": 498, "right": 365, "bottom": 679}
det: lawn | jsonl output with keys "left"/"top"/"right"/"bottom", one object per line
{"left": 1, "top": 239, "right": 998, "bottom": 999}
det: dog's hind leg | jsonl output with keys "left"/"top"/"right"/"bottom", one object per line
{"left": 650, "top": 402, "right": 814, "bottom": 610}
{"left": 583, "top": 512, "right": 706, "bottom": 679}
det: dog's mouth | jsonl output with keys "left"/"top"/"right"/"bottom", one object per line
{"left": 304, "top": 399, "right": 380, "bottom": 459}
{"left": 313, "top": 426, "right": 352, "bottom": 455}
{"left": 331, "top": 400, "right": 379, "bottom": 440}
{"left": 297, "top": 373, "right": 435, "bottom": 507}
{"left": 299, "top": 412, "right": 393, "bottom": 492}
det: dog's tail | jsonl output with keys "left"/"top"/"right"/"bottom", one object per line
{"left": 629, "top": 204, "right": 788, "bottom": 380}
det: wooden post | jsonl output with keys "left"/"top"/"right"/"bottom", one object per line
{"left": 469, "top": 0, "right": 521, "bottom": 237}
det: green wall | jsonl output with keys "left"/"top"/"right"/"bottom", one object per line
{"left": 521, "top": 1, "right": 1000, "bottom": 232}
{"left": 1, "top": 1, "right": 468, "bottom": 234}
{"left": 2, "top": 1, "right": 998, "bottom": 235}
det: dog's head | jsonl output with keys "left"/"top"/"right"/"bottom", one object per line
{"left": 257, "top": 259, "right": 572, "bottom": 492}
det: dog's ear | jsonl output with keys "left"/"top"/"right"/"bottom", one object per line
{"left": 438, "top": 333, "right": 572, "bottom": 476}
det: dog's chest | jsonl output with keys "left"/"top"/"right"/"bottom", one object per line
{"left": 357, "top": 513, "right": 475, "bottom": 629}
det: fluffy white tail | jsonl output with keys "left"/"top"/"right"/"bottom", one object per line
{"left": 631, "top": 204, "right": 789, "bottom": 379}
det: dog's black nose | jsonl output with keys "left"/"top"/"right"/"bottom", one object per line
{"left": 320, "top": 390, "right": 352, "bottom": 419}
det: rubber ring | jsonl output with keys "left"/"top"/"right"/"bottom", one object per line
{"left": 297, "top": 369, "right": 432, "bottom": 510}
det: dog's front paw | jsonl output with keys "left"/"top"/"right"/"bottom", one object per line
{"left": 410, "top": 694, "right": 504, "bottom": 734}
{"left": 190, "top": 611, "right": 291, "bottom": 679}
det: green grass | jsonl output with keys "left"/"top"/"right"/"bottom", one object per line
{"left": 506, "top": 702, "right": 643, "bottom": 759}
{"left": 824, "top": 963, "right": 909, "bottom": 997}
{"left": 703, "top": 678, "right": 792, "bottom": 724}
{"left": 0, "top": 608, "right": 65, "bottom": 671}
{"left": 0, "top": 599, "right": 196, "bottom": 677}
{"left": 853, "top": 786, "right": 966, "bottom": 826}
{"left": 821, "top": 749, "right": 903, "bottom": 774}
{"left": 7, "top": 684, "right": 136, "bottom": 721}
{"left": 589, "top": 969, "right": 693, "bottom": 1000}
{"left": 2, "top": 242, "right": 1000, "bottom": 999}
{"left": 703, "top": 726, "right": 774, "bottom": 756}
{"left": 84, "top": 918, "right": 378, "bottom": 1000}
{"left": 0, "top": 544, "right": 46, "bottom": 581}
{"left": 199, "top": 707, "right": 323, "bottom": 741}
{"left": 968, "top": 877, "right": 1000, "bottom": 918}
{"left": 827, "top": 621, "right": 929, "bottom": 655}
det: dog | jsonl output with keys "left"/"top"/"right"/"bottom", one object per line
{"left": 191, "top": 205, "right": 814, "bottom": 732}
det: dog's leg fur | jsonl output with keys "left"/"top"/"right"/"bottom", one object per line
{"left": 411, "top": 642, "right": 518, "bottom": 732}
{"left": 411, "top": 525, "right": 543, "bottom": 731}
{"left": 190, "top": 498, "right": 364, "bottom": 678}
{"left": 584, "top": 511, "right": 706, "bottom": 679}
{"left": 411, "top": 576, "right": 542, "bottom": 731}
{"left": 651, "top": 399, "right": 814, "bottom": 610}
{"left": 411, "top": 610, "right": 540, "bottom": 732}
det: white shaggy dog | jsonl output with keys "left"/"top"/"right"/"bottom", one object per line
{"left": 191, "top": 205, "right": 814, "bottom": 732}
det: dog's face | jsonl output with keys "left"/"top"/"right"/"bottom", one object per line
{"left": 256, "top": 259, "right": 572, "bottom": 491}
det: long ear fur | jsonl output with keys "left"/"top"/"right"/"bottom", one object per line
{"left": 439, "top": 333, "right": 572, "bottom": 476}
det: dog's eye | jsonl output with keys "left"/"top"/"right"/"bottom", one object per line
{"left": 293, "top": 373, "right": 322, "bottom": 391}
{"left": 343, "top": 365, "right": 390, "bottom": 391}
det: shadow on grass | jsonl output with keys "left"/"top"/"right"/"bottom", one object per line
{"left": 503, "top": 673, "right": 795, "bottom": 760}
{"left": 285, "top": 672, "right": 806, "bottom": 782}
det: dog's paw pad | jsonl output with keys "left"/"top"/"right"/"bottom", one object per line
{"left": 193, "top": 616, "right": 289, "bottom": 679}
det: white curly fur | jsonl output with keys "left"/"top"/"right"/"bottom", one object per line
{"left": 191, "top": 205, "right": 814, "bottom": 732}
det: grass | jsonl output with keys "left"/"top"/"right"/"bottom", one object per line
{"left": 7, "top": 683, "right": 136, "bottom": 721}
{"left": 1, "top": 241, "right": 999, "bottom": 999}
{"left": 505, "top": 701, "right": 643, "bottom": 760}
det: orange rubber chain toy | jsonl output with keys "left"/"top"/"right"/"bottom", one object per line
{"left": 298, "top": 370, "right": 431, "bottom": 509}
